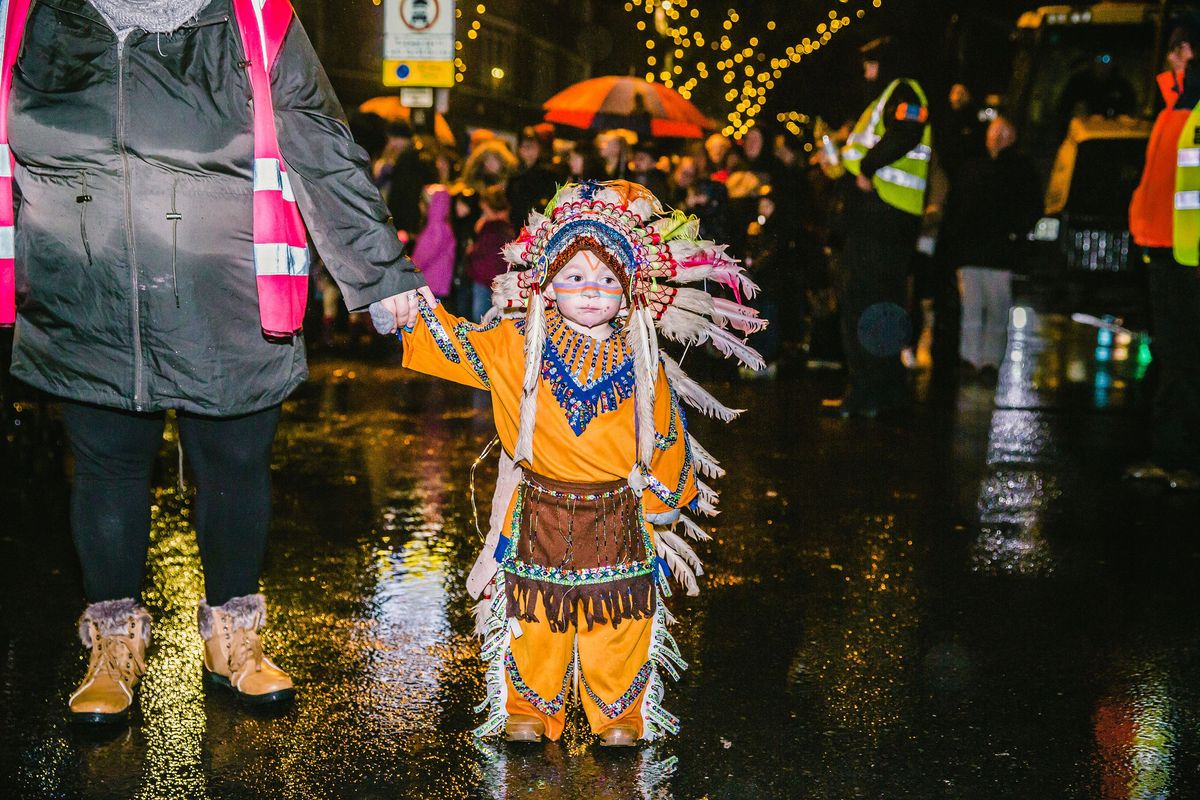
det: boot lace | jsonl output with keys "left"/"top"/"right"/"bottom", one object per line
{"left": 227, "top": 626, "right": 265, "bottom": 677}
{"left": 91, "top": 631, "right": 146, "bottom": 686}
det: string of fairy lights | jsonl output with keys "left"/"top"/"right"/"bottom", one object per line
{"left": 621, "top": 0, "right": 886, "bottom": 138}
{"left": 444, "top": 0, "right": 884, "bottom": 136}
{"left": 452, "top": 2, "right": 489, "bottom": 84}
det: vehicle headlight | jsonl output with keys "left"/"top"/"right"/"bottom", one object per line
{"left": 1032, "top": 217, "right": 1060, "bottom": 242}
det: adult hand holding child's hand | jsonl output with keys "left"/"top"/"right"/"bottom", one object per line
{"left": 370, "top": 287, "right": 438, "bottom": 334}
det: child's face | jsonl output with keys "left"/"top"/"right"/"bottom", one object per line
{"left": 544, "top": 250, "right": 625, "bottom": 334}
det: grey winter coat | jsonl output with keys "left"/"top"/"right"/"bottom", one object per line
{"left": 7, "top": 0, "right": 424, "bottom": 415}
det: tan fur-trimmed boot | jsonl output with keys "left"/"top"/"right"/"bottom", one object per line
{"left": 69, "top": 599, "right": 151, "bottom": 724}
{"left": 199, "top": 594, "right": 295, "bottom": 705}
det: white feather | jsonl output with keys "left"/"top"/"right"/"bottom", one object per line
{"left": 687, "top": 434, "right": 726, "bottom": 479}
{"left": 513, "top": 292, "right": 544, "bottom": 465}
{"left": 661, "top": 354, "right": 744, "bottom": 422}
{"left": 711, "top": 297, "right": 768, "bottom": 334}
{"left": 695, "top": 478, "right": 720, "bottom": 508}
{"left": 670, "top": 287, "right": 716, "bottom": 317}
{"left": 658, "top": 527, "right": 705, "bottom": 576}
{"left": 490, "top": 271, "right": 525, "bottom": 313}
{"left": 697, "top": 322, "right": 766, "bottom": 370}
{"left": 628, "top": 307, "right": 660, "bottom": 465}
{"left": 657, "top": 307, "right": 710, "bottom": 346}
{"left": 678, "top": 513, "right": 712, "bottom": 542}
{"left": 665, "top": 240, "right": 703, "bottom": 263}
{"left": 654, "top": 537, "right": 699, "bottom": 596}
{"left": 502, "top": 241, "right": 527, "bottom": 268}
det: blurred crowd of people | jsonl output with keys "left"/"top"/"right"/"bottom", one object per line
{"left": 316, "top": 41, "right": 1044, "bottom": 420}
{"left": 322, "top": 113, "right": 842, "bottom": 377}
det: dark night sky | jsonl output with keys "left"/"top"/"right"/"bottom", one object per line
{"left": 590, "top": 0, "right": 1051, "bottom": 127}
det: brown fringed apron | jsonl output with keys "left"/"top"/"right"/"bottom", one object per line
{"left": 503, "top": 471, "right": 656, "bottom": 633}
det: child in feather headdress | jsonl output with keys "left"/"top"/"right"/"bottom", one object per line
{"left": 378, "top": 180, "right": 764, "bottom": 746}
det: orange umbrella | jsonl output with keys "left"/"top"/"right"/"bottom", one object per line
{"left": 357, "top": 96, "right": 456, "bottom": 147}
{"left": 543, "top": 76, "right": 715, "bottom": 139}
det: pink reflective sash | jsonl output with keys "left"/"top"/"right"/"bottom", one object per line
{"left": 233, "top": 0, "right": 310, "bottom": 337}
{"left": 0, "top": 0, "right": 310, "bottom": 337}
{"left": 0, "top": 0, "right": 32, "bottom": 326}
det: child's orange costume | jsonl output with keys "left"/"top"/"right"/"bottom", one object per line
{"left": 401, "top": 180, "right": 764, "bottom": 742}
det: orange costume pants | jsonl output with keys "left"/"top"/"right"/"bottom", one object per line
{"left": 505, "top": 606, "right": 654, "bottom": 740}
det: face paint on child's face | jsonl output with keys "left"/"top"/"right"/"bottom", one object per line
{"left": 546, "top": 250, "right": 625, "bottom": 336}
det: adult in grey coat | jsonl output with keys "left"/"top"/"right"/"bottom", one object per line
{"left": 5, "top": 0, "right": 424, "bottom": 722}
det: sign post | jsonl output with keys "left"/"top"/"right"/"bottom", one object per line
{"left": 382, "top": 0, "right": 455, "bottom": 88}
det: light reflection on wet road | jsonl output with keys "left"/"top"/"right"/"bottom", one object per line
{"left": 3, "top": 310, "right": 1200, "bottom": 799}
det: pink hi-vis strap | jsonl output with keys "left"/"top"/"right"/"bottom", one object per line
{"left": 0, "top": 0, "right": 33, "bottom": 327}
{"left": 232, "top": 0, "right": 310, "bottom": 338}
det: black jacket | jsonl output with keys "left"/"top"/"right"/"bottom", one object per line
{"left": 8, "top": 0, "right": 423, "bottom": 415}
{"left": 941, "top": 148, "right": 1042, "bottom": 271}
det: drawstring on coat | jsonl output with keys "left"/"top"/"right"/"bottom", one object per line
{"left": 167, "top": 182, "right": 182, "bottom": 308}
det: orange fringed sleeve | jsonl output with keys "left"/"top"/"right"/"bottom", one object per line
{"left": 642, "top": 366, "right": 698, "bottom": 515}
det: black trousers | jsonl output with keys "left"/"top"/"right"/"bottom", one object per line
{"left": 1146, "top": 249, "right": 1200, "bottom": 471}
{"left": 838, "top": 192, "right": 920, "bottom": 411}
{"left": 61, "top": 401, "right": 281, "bottom": 606}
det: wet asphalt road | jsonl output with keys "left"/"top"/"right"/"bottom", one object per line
{"left": 3, "top": 308, "right": 1200, "bottom": 800}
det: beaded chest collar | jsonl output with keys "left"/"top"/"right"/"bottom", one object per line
{"left": 541, "top": 308, "right": 635, "bottom": 435}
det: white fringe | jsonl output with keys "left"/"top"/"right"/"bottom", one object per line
{"left": 472, "top": 572, "right": 512, "bottom": 738}
{"left": 639, "top": 591, "right": 686, "bottom": 741}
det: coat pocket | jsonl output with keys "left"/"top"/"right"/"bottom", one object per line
{"left": 19, "top": 165, "right": 96, "bottom": 269}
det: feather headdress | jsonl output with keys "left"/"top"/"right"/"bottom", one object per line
{"left": 491, "top": 179, "right": 765, "bottom": 596}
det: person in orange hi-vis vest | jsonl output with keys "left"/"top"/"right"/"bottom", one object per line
{"left": 375, "top": 180, "right": 767, "bottom": 747}
{"left": 1128, "top": 21, "right": 1200, "bottom": 491}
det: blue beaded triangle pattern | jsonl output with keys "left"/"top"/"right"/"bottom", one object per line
{"left": 541, "top": 310, "right": 636, "bottom": 436}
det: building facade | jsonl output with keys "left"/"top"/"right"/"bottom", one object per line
{"left": 294, "top": 0, "right": 608, "bottom": 139}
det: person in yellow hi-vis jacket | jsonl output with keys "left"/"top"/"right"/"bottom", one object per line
{"left": 827, "top": 37, "right": 931, "bottom": 418}
{"left": 373, "top": 181, "right": 766, "bottom": 747}
{"left": 1126, "top": 21, "right": 1200, "bottom": 490}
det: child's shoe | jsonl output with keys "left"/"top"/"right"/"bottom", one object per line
{"left": 598, "top": 725, "right": 638, "bottom": 747}
{"left": 505, "top": 714, "right": 545, "bottom": 742}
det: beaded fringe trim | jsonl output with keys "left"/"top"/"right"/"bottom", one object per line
{"left": 639, "top": 587, "right": 687, "bottom": 741}
{"left": 473, "top": 570, "right": 512, "bottom": 738}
